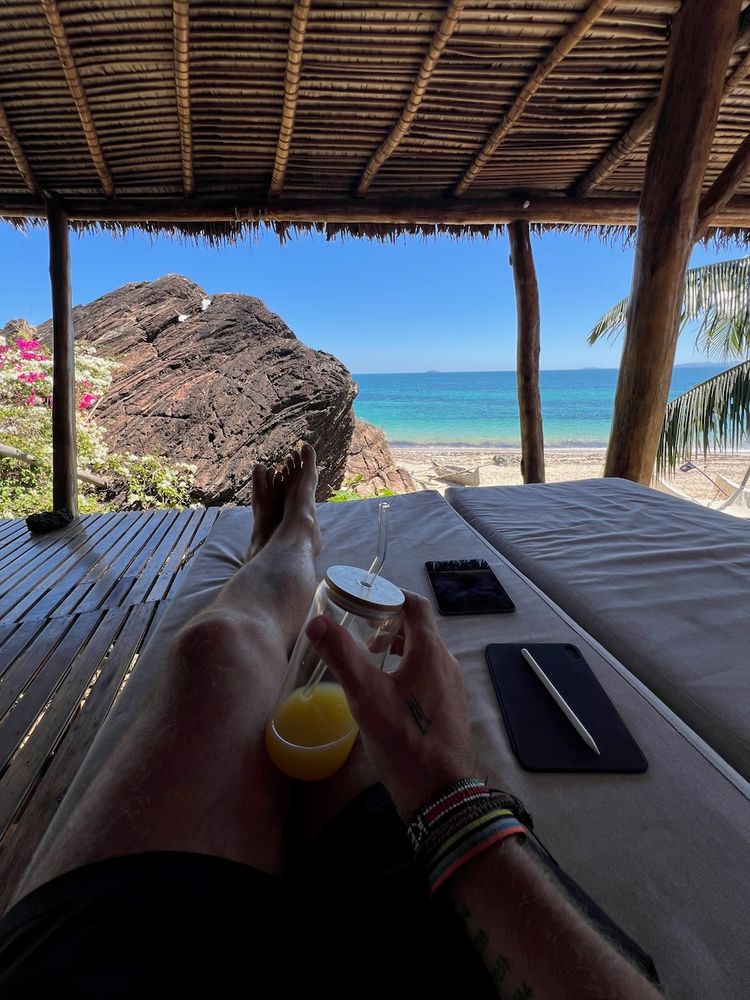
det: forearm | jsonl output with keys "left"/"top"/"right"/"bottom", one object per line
{"left": 447, "top": 837, "right": 662, "bottom": 1000}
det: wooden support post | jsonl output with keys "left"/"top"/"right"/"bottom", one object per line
{"left": 604, "top": 0, "right": 743, "bottom": 484}
{"left": 47, "top": 196, "right": 78, "bottom": 514}
{"left": 508, "top": 221, "right": 544, "bottom": 484}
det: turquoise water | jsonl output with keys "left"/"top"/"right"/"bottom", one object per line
{"left": 352, "top": 367, "right": 733, "bottom": 447}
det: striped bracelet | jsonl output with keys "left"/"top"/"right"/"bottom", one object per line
{"left": 406, "top": 778, "right": 532, "bottom": 896}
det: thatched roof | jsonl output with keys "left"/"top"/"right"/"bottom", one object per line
{"left": 2, "top": 1, "right": 750, "bottom": 240}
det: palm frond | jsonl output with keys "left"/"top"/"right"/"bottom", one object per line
{"left": 587, "top": 295, "right": 628, "bottom": 345}
{"left": 684, "top": 257, "right": 750, "bottom": 360}
{"left": 588, "top": 257, "right": 750, "bottom": 358}
{"left": 657, "top": 359, "right": 750, "bottom": 474}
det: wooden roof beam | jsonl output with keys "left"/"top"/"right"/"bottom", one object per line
{"left": 173, "top": 0, "right": 194, "bottom": 195}
{"left": 575, "top": 7, "right": 750, "bottom": 198}
{"left": 6, "top": 193, "right": 750, "bottom": 229}
{"left": 695, "top": 131, "right": 750, "bottom": 238}
{"left": 0, "top": 101, "right": 39, "bottom": 194}
{"left": 355, "top": 0, "right": 466, "bottom": 197}
{"left": 269, "top": 0, "right": 312, "bottom": 198}
{"left": 40, "top": 0, "right": 114, "bottom": 197}
{"left": 453, "top": 0, "right": 610, "bottom": 197}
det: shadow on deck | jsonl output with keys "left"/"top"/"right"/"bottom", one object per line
{"left": 0, "top": 506, "right": 220, "bottom": 909}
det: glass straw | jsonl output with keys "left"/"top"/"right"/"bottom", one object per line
{"left": 302, "top": 500, "right": 390, "bottom": 699}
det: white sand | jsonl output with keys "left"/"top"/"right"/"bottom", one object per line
{"left": 393, "top": 446, "right": 750, "bottom": 512}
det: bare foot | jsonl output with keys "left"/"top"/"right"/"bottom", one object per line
{"left": 248, "top": 444, "right": 321, "bottom": 559}
{"left": 276, "top": 443, "right": 323, "bottom": 556}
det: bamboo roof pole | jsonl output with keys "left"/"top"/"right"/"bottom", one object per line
{"left": 508, "top": 222, "right": 544, "bottom": 483}
{"left": 46, "top": 197, "right": 78, "bottom": 515}
{"left": 40, "top": 0, "right": 114, "bottom": 197}
{"left": 0, "top": 101, "right": 39, "bottom": 194}
{"left": 575, "top": 9, "right": 750, "bottom": 197}
{"left": 269, "top": 0, "right": 312, "bottom": 197}
{"left": 355, "top": 0, "right": 465, "bottom": 197}
{"left": 604, "top": 0, "right": 744, "bottom": 485}
{"left": 453, "top": 0, "right": 610, "bottom": 197}
{"left": 172, "top": 0, "right": 194, "bottom": 195}
{"left": 695, "top": 132, "right": 750, "bottom": 239}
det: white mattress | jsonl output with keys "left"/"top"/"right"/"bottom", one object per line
{"left": 446, "top": 478, "right": 750, "bottom": 781}
{"left": 65, "top": 489, "right": 750, "bottom": 999}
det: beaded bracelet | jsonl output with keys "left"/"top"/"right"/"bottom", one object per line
{"left": 406, "top": 778, "right": 533, "bottom": 896}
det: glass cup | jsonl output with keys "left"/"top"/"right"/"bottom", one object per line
{"left": 266, "top": 565, "right": 404, "bottom": 781}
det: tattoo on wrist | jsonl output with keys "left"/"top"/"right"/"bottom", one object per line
{"left": 406, "top": 695, "right": 431, "bottom": 734}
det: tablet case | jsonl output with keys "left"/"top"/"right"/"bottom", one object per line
{"left": 485, "top": 643, "right": 647, "bottom": 773}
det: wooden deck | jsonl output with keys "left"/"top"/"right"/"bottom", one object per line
{"left": 0, "top": 506, "right": 221, "bottom": 908}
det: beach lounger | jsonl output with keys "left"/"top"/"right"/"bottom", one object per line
{"left": 445, "top": 477, "right": 750, "bottom": 779}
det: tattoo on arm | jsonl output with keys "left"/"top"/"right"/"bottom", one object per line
{"left": 457, "top": 901, "right": 534, "bottom": 999}
{"left": 406, "top": 695, "right": 431, "bottom": 734}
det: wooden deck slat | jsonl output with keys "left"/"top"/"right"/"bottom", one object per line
{"left": 0, "top": 514, "right": 120, "bottom": 612}
{"left": 0, "top": 514, "right": 103, "bottom": 578}
{"left": 20, "top": 512, "right": 149, "bottom": 622}
{"left": 162, "top": 506, "right": 222, "bottom": 599}
{"left": 50, "top": 510, "right": 167, "bottom": 618}
{"left": 0, "top": 618, "right": 70, "bottom": 707}
{"left": 0, "top": 514, "right": 104, "bottom": 581}
{"left": 98, "top": 508, "right": 192, "bottom": 608}
{"left": 0, "top": 520, "right": 28, "bottom": 551}
{"left": 133, "top": 506, "right": 215, "bottom": 603}
{"left": 0, "top": 606, "right": 131, "bottom": 842}
{"left": 0, "top": 615, "right": 101, "bottom": 769}
{"left": 0, "top": 602, "right": 157, "bottom": 908}
{"left": 70, "top": 509, "right": 175, "bottom": 615}
{"left": 0, "top": 619, "right": 48, "bottom": 683}
{"left": 0, "top": 513, "right": 136, "bottom": 623}
{"left": 119, "top": 510, "right": 202, "bottom": 604}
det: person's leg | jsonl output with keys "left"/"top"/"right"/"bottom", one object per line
{"left": 14, "top": 446, "right": 321, "bottom": 904}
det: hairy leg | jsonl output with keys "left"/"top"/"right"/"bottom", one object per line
{"left": 14, "top": 446, "right": 321, "bottom": 904}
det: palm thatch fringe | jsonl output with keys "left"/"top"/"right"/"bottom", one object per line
{"left": 658, "top": 359, "right": 750, "bottom": 473}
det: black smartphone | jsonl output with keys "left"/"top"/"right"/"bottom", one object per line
{"left": 425, "top": 559, "right": 515, "bottom": 615}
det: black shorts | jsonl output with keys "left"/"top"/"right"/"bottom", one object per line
{"left": 0, "top": 785, "right": 495, "bottom": 998}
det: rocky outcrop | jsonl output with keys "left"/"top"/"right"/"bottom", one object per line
{"left": 344, "top": 419, "right": 417, "bottom": 496}
{"left": 36, "top": 274, "right": 356, "bottom": 503}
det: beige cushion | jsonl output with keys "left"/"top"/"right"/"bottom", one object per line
{"left": 446, "top": 478, "right": 750, "bottom": 780}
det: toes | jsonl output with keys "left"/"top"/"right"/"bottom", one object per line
{"left": 252, "top": 463, "right": 267, "bottom": 499}
{"left": 266, "top": 467, "right": 277, "bottom": 492}
{"left": 301, "top": 443, "right": 316, "bottom": 467}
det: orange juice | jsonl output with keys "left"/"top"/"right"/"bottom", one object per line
{"left": 266, "top": 682, "right": 358, "bottom": 781}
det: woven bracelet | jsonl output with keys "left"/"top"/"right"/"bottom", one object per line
{"left": 406, "top": 778, "right": 533, "bottom": 896}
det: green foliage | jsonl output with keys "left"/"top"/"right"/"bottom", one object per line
{"left": 0, "top": 332, "right": 195, "bottom": 517}
{"left": 328, "top": 477, "right": 396, "bottom": 503}
{"left": 588, "top": 256, "right": 750, "bottom": 471}
{"left": 657, "top": 360, "right": 750, "bottom": 474}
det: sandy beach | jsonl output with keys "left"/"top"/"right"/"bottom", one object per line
{"left": 393, "top": 446, "right": 750, "bottom": 509}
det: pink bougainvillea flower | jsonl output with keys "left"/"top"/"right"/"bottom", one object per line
{"left": 79, "top": 392, "right": 98, "bottom": 410}
{"left": 24, "top": 393, "right": 41, "bottom": 407}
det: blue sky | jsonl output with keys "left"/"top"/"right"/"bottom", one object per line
{"left": 0, "top": 220, "right": 739, "bottom": 373}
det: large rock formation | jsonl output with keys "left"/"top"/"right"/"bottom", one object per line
{"left": 37, "top": 275, "right": 356, "bottom": 503}
{"left": 344, "top": 420, "right": 417, "bottom": 496}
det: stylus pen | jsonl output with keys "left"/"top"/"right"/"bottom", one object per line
{"left": 520, "top": 648, "right": 601, "bottom": 755}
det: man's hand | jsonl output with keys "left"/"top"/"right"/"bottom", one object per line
{"left": 306, "top": 592, "right": 477, "bottom": 818}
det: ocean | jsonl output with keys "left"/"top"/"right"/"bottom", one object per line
{"left": 352, "top": 366, "right": 733, "bottom": 448}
